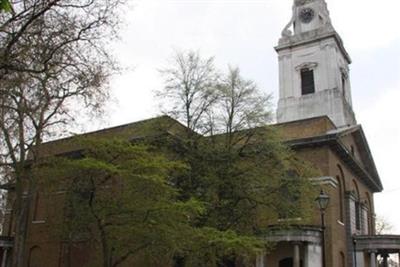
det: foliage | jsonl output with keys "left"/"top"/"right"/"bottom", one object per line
{"left": 172, "top": 135, "right": 315, "bottom": 266}
{"left": 157, "top": 50, "right": 316, "bottom": 265}
{"left": 0, "top": 0, "right": 11, "bottom": 12}
{"left": 38, "top": 138, "right": 269, "bottom": 267}
{"left": 38, "top": 139, "right": 189, "bottom": 266}
{"left": 0, "top": 0, "right": 124, "bottom": 265}
{"left": 190, "top": 129, "right": 315, "bottom": 228}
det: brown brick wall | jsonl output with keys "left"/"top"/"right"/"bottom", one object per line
{"left": 1, "top": 116, "right": 379, "bottom": 267}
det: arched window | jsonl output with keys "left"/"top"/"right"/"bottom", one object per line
{"left": 28, "top": 246, "right": 42, "bottom": 267}
{"left": 340, "top": 68, "right": 349, "bottom": 99}
{"left": 337, "top": 165, "right": 346, "bottom": 222}
{"left": 340, "top": 251, "right": 345, "bottom": 267}
{"left": 352, "top": 180, "right": 360, "bottom": 199}
{"left": 352, "top": 180, "right": 361, "bottom": 231}
{"left": 32, "top": 192, "right": 46, "bottom": 222}
{"left": 336, "top": 176, "right": 344, "bottom": 222}
{"left": 301, "top": 68, "right": 315, "bottom": 95}
{"left": 350, "top": 145, "right": 355, "bottom": 156}
{"left": 342, "top": 74, "right": 347, "bottom": 96}
{"left": 364, "top": 193, "right": 373, "bottom": 235}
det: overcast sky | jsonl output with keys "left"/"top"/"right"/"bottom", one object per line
{"left": 102, "top": 0, "right": 400, "bottom": 233}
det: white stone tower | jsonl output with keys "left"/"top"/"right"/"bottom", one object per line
{"left": 276, "top": 0, "right": 356, "bottom": 128}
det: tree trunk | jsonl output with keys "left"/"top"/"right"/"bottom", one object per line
{"left": 88, "top": 182, "right": 110, "bottom": 267}
{"left": 11, "top": 182, "right": 33, "bottom": 267}
{"left": 12, "top": 205, "right": 28, "bottom": 267}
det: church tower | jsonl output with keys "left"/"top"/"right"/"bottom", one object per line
{"left": 276, "top": 0, "right": 356, "bottom": 128}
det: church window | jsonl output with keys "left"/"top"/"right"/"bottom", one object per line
{"left": 337, "top": 165, "right": 346, "bottom": 223}
{"left": 277, "top": 176, "right": 302, "bottom": 219}
{"left": 342, "top": 73, "right": 347, "bottom": 97}
{"left": 28, "top": 246, "right": 42, "bottom": 267}
{"left": 352, "top": 180, "right": 361, "bottom": 232}
{"left": 337, "top": 175, "right": 345, "bottom": 222}
{"left": 362, "top": 193, "right": 373, "bottom": 235}
{"left": 33, "top": 192, "right": 46, "bottom": 222}
{"left": 355, "top": 201, "right": 361, "bottom": 230}
{"left": 340, "top": 252, "right": 345, "bottom": 267}
{"left": 301, "top": 69, "right": 315, "bottom": 95}
{"left": 361, "top": 204, "right": 369, "bottom": 235}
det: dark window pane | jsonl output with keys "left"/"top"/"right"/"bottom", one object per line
{"left": 355, "top": 201, "right": 361, "bottom": 230}
{"left": 342, "top": 74, "right": 346, "bottom": 96}
{"left": 301, "top": 69, "right": 315, "bottom": 95}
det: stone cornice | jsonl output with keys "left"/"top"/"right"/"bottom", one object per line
{"left": 354, "top": 235, "right": 400, "bottom": 253}
{"left": 310, "top": 176, "right": 338, "bottom": 188}
{"left": 285, "top": 128, "right": 383, "bottom": 192}
{"left": 275, "top": 30, "right": 352, "bottom": 64}
{"left": 264, "top": 226, "right": 322, "bottom": 244}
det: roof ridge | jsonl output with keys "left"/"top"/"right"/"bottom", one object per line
{"left": 41, "top": 115, "right": 175, "bottom": 145}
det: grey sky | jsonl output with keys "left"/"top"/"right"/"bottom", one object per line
{"left": 105, "top": 0, "right": 400, "bottom": 232}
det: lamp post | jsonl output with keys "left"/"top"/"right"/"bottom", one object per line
{"left": 316, "top": 190, "right": 330, "bottom": 267}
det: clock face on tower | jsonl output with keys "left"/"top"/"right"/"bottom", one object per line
{"left": 299, "top": 8, "right": 315, "bottom": 24}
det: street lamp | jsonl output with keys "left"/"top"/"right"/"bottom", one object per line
{"left": 316, "top": 190, "right": 330, "bottom": 267}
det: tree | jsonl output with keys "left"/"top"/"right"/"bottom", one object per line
{"left": 38, "top": 138, "right": 264, "bottom": 267}
{"left": 375, "top": 215, "right": 394, "bottom": 235}
{"left": 158, "top": 50, "right": 220, "bottom": 139}
{"left": 0, "top": 1, "right": 124, "bottom": 265}
{"left": 38, "top": 139, "right": 199, "bottom": 267}
{"left": 0, "top": 0, "right": 11, "bottom": 12}
{"left": 157, "top": 50, "right": 315, "bottom": 265}
{"left": 212, "top": 66, "right": 273, "bottom": 147}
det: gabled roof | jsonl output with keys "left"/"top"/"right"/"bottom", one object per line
{"left": 276, "top": 116, "right": 383, "bottom": 192}
{"left": 35, "top": 116, "right": 189, "bottom": 158}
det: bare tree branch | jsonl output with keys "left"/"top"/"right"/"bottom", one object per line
{"left": 0, "top": 0, "right": 125, "bottom": 265}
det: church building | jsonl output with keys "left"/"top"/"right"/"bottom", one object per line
{"left": 258, "top": 0, "right": 400, "bottom": 266}
{"left": 0, "top": 0, "right": 399, "bottom": 266}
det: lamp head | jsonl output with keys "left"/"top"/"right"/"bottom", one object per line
{"left": 315, "top": 190, "right": 330, "bottom": 211}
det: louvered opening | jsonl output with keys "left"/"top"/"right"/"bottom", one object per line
{"left": 301, "top": 69, "right": 315, "bottom": 95}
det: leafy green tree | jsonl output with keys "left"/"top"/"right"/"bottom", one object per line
{"left": 38, "top": 138, "right": 265, "bottom": 267}
{"left": 38, "top": 139, "right": 196, "bottom": 267}
{"left": 177, "top": 128, "right": 315, "bottom": 266}
{"left": 158, "top": 50, "right": 316, "bottom": 266}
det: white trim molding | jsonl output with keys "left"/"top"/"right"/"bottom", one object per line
{"left": 309, "top": 176, "right": 338, "bottom": 188}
